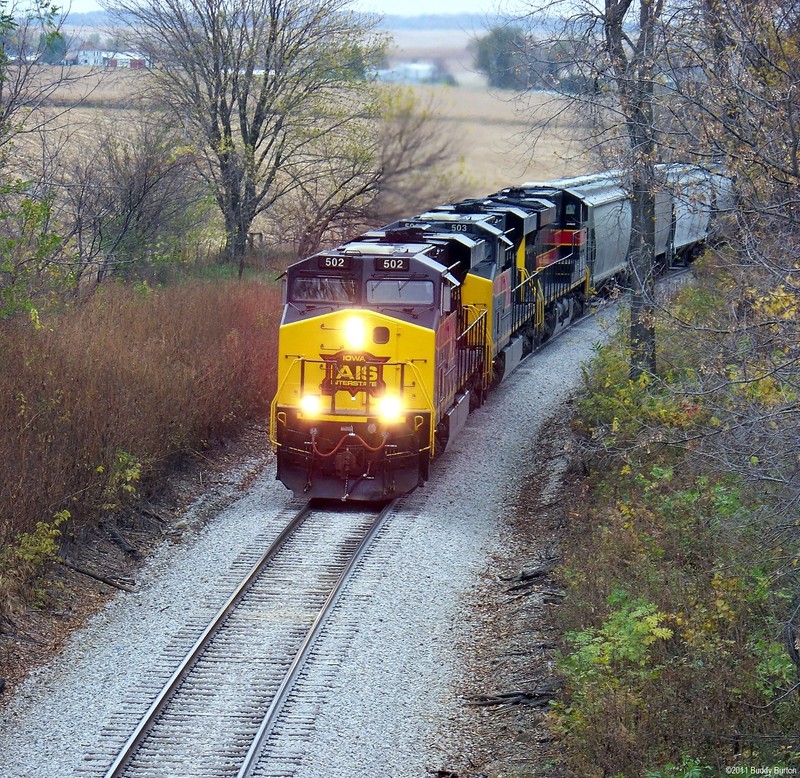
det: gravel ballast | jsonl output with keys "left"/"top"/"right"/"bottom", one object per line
{"left": 0, "top": 311, "right": 613, "bottom": 777}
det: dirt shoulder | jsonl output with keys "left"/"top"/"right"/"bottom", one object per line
{"left": 436, "top": 407, "right": 581, "bottom": 778}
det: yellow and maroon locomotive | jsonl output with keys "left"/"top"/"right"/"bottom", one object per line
{"left": 270, "top": 231, "right": 485, "bottom": 500}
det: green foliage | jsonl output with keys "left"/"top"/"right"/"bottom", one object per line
{"left": 0, "top": 0, "right": 62, "bottom": 73}
{"left": 576, "top": 335, "right": 706, "bottom": 457}
{"left": 0, "top": 184, "right": 68, "bottom": 318}
{"left": 99, "top": 450, "right": 142, "bottom": 510}
{"left": 38, "top": 29, "right": 66, "bottom": 63}
{"left": 553, "top": 295, "right": 800, "bottom": 772}
{"left": 473, "top": 26, "right": 589, "bottom": 92}
{"left": 10, "top": 510, "right": 68, "bottom": 568}
{"left": 339, "top": 37, "right": 388, "bottom": 81}
{"left": 0, "top": 1, "right": 17, "bottom": 70}
{"left": 474, "top": 25, "right": 533, "bottom": 90}
{"left": 0, "top": 510, "right": 69, "bottom": 613}
{"left": 561, "top": 590, "right": 673, "bottom": 688}
{"left": 644, "top": 758, "right": 714, "bottom": 778}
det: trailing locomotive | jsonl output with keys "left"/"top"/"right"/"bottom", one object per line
{"left": 270, "top": 165, "right": 730, "bottom": 501}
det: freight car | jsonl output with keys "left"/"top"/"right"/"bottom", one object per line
{"left": 270, "top": 165, "right": 729, "bottom": 501}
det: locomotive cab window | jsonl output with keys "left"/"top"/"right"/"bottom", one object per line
{"left": 288, "top": 275, "right": 358, "bottom": 303}
{"left": 366, "top": 279, "right": 434, "bottom": 305}
{"left": 441, "top": 283, "right": 453, "bottom": 314}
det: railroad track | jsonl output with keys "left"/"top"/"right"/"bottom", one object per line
{"left": 90, "top": 269, "right": 678, "bottom": 777}
{"left": 97, "top": 498, "right": 398, "bottom": 778}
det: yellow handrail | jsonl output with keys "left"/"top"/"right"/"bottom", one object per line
{"left": 269, "top": 357, "right": 303, "bottom": 447}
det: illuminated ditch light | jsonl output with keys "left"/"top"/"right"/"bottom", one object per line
{"left": 344, "top": 316, "right": 366, "bottom": 349}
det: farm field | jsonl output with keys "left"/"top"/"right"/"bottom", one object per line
{"left": 388, "top": 24, "right": 591, "bottom": 192}
{"left": 32, "top": 59, "right": 589, "bottom": 205}
{"left": 412, "top": 84, "right": 591, "bottom": 194}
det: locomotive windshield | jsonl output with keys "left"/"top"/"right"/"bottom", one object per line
{"left": 289, "top": 276, "right": 358, "bottom": 303}
{"left": 366, "top": 279, "right": 434, "bottom": 305}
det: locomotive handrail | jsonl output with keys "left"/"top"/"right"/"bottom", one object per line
{"left": 530, "top": 252, "right": 587, "bottom": 304}
{"left": 288, "top": 355, "right": 430, "bottom": 405}
{"left": 269, "top": 358, "right": 303, "bottom": 447}
{"left": 460, "top": 305, "right": 487, "bottom": 335}
{"left": 459, "top": 306, "right": 491, "bottom": 389}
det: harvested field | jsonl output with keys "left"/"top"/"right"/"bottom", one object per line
{"left": 410, "top": 85, "right": 591, "bottom": 194}
{"left": 34, "top": 65, "right": 588, "bottom": 195}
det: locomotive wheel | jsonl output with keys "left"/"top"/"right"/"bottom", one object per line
{"left": 434, "top": 420, "right": 449, "bottom": 457}
{"left": 573, "top": 293, "right": 586, "bottom": 319}
{"left": 542, "top": 306, "right": 557, "bottom": 343}
{"left": 522, "top": 325, "right": 536, "bottom": 356}
{"left": 469, "top": 377, "right": 485, "bottom": 410}
{"left": 490, "top": 352, "right": 506, "bottom": 388}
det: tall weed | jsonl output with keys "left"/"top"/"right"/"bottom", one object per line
{"left": 0, "top": 281, "right": 280, "bottom": 617}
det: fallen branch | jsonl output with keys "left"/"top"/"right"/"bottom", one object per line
{"left": 140, "top": 505, "right": 169, "bottom": 525}
{"left": 101, "top": 521, "right": 140, "bottom": 557}
{"left": 468, "top": 680, "right": 562, "bottom": 708}
{"left": 543, "top": 589, "right": 566, "bottom": 604}
{"left": 502, "top": 558, "right": 557, "bottom": 583}
{"left": 502, "top": 559, "right": 558, "bottom": 592}
{"left": 59, "top": 560, "right": 136, "bottom": 592}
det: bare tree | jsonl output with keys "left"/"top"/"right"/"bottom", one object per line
{"left": 519, "top": 0, "right": 682, "bottom": 377}
{"left": 266, "top": 87, "right": 462, "bottom": 258}
{"left": 55, "top": 120, "right": 208, "bottom": 287}
{"left": 104, "top": 0, "right": 385, "bottom": 277}
{"left": 5, "top": 115, "right": 208, "bottom": 299}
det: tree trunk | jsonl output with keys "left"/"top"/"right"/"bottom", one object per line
{"left": 629, "top": 176, "right": 657, "bottom": 379}
{"left": 221, "top": 174, "right": 255, "bottom": 279}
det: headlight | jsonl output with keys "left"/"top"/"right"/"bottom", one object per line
{"left": 300, "top": 394, "right": 321, "bottom": 416}
{"left": 377, "top": 395, "right": 403, "bottom": 422}
{"left": 344, "top": 316, "right": 366, "bottom": 349}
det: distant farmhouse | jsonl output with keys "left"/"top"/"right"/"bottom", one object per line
{"left": 63, "top": 42, "right": 150, "bottom": 69}
{"left": 376, "top": 61, "right": 452, "bottom": 85}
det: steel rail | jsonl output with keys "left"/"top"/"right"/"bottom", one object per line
{"left": 104, "top": 500, "right": 314, "bottom": 778}
{"left": 237, "top": 498, "right": 399, "bottom": 778}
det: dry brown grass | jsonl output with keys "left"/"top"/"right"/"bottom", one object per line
{"left": 30, "top": 56, "right": 588, "bottom": 196}
{"left": 0, "top": 281, "right": 281, "bottom": 618}
{"left": 44, "top": 67, "right": 152, "bottom": 106}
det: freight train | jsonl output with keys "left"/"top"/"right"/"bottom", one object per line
{"left": 269, "top": 165, "right": 732, "bottom": 501}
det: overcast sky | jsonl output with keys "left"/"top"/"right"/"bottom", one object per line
{"left": 66, "top": 0, "right": 502, "bottom": 17}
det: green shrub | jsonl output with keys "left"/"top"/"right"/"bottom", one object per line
{"left": 553, "top": 304, "right": 800, "bottom": 775}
